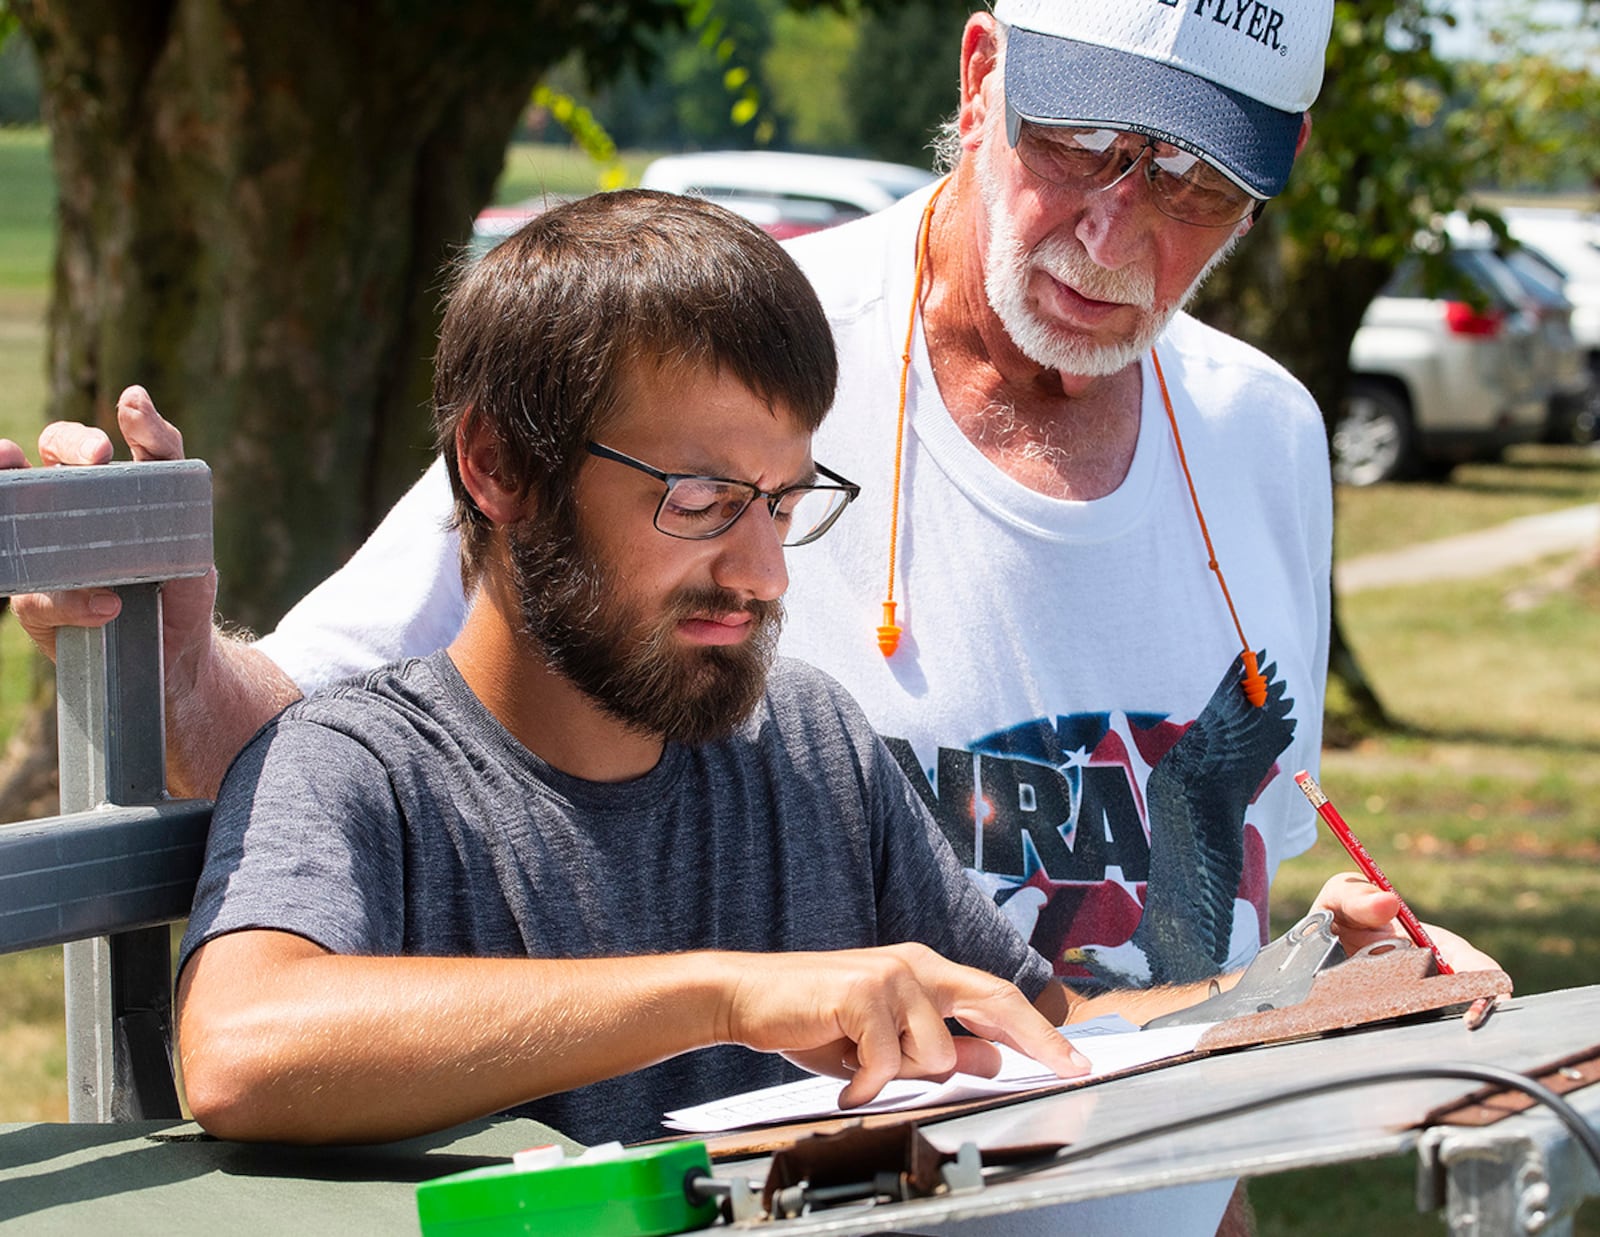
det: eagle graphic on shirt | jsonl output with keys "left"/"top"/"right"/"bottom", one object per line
{"left": 884, "top": 651, "right": 1296, "bottom": 991}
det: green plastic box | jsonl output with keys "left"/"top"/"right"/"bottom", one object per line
{"left": 416, "top": 1141, "right": 720, "bottom": 1237}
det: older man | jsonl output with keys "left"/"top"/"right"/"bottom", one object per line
{"left": 778, "top": 2, "right": 1332, "bottom": 996}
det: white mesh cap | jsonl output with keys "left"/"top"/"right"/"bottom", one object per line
{"left": 994, "top": 0, "right": 1334, "bottom": 198}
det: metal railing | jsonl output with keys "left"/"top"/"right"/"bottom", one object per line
{"left": 0, "top": 460, "right": 214, "bottom": 1120}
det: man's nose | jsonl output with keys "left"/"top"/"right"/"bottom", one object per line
{"left": 1074, "top": 148, "right": 1159, "bottom": 270}
{"left": 711, "top": 499, "right": 788, "bottom": 602}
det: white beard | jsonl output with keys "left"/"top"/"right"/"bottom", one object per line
{"left": 976, "top": 141, "right": 1240, "bottom": 378}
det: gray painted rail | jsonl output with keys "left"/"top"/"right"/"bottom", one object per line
{"left": 1, "top": 460, "right": 213, "bottom": 1122}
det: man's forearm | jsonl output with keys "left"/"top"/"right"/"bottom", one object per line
{"left": 1064, "top": 973, "right": 1240, "bottom": 1026}
{"left": 165, "top": 630, "right": 302, "bottom": 798}
{"left": 177, "top": 934, "right": 1087, "bottom": 1146}
{"left": 177, "top": 938, "right": 729, "bottom": 1145}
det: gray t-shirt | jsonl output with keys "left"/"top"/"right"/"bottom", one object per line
{"left": 180, "top": 652, "right": 1051, "bottom": 1145}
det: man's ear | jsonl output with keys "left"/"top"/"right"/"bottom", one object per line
{"left": 957, "top": 14, "right": 1001, "bottom": 148}
{"left": 1295, "top": 112, "right": 1312, "bottom": 158}
{"left": 455, "top": 410, "right": 529, "bottom": 527}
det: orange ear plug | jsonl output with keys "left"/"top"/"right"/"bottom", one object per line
{"left": 1240, "top": 649, "right": 1268, "bottom": 707}
{"left": 876, "top": 601, "right": 902, "bottom": 657}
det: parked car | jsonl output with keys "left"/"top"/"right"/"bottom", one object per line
{"left": 471, "top": 152, "right": 937, "bottom": 259}
{"left": 1500, "top": 244, "right": 1597, "bottom": 444}
{"left": 638, "top": 150, "right": 936, "bottom": 238}
{"left": 1500, "top": 206, "right": 1600, "bottom": 443}
{"left": 467, "top": 195, "right": 569, "bottom": 262}
{"left": 1337, "top": 236, "right": 1548, "bottom": 486}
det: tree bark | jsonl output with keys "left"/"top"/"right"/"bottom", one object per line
{"left": 1190, "top": 216, "right": 1393, "bottom": 741}
{"left": 13, "top": 1, "right": 584, "bottom": 631}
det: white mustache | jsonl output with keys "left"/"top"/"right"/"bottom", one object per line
{"left": 1031, "top": 237, "right": 1156, "bottom": 310}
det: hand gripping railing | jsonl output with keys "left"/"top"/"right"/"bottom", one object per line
{"left": 0, "top": 460, "right": 214, "bottom": 1121}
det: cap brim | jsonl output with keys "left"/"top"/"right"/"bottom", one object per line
{"left": 1004, "top": 29, "right": 1301, "bottom": 198}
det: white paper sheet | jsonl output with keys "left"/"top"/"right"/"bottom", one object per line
{"left": 662, "top": 1016, "right": 1214, "bottom": 1133}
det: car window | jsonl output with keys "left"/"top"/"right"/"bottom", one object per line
{"left": 1384, "top": 255, "right": 1496, "bottom": 306}
{"left": 1454, "top": 249, "right": 1529, "bottom": 311}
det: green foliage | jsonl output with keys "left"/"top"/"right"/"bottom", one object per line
{"left": 530, "top": 85, "right": 628, "bottom": 190}
{"left": 1192, "top": 1, "right": 1480, "bottom": 419}
{"left": 842, "top": 0, "right": 977, "bottom": 166}
{"left": 537, "top": 0, "right": 966, "bottom": 160}
{"left": 646, "top": 0, "right": 779, "bottom": 146}
{"left": 1456, "top": 50, "right": 1600, "bottom": 193}
{"left": 762, "top": 7, "right": 857, "bottom": 150}
{"left": 1281, "top": 3, "right": 1465, "bottom": 266}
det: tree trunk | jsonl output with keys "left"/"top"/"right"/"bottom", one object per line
{"left": 1190, "top": 216, "right": 1393, "bottom": 741}
{"left": 13, "top": 1, "right": 581, "bottom": 631}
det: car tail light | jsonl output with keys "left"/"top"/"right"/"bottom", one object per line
{"left": 1445, "top": 301, "right": 1504, "bottom": 336}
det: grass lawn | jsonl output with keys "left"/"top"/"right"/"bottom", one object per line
{"left": 1335, "top": 446, "right": 1600, "bottom": 560}
{"left": 1255, "top": 496, "right": 1600, "bottom": 1234}
{"left": 493, "top": 140, "right": 662, "bottom": 204}
{"left": 1, "top": 127, "right": 1598, "bottom": 1229}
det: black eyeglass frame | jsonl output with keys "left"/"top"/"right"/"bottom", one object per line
{"left": 585, "top": 441, "right": 861, "bottom": 546}
{"left": 1002, "top": 98, "right": 1265, "bottom": 228}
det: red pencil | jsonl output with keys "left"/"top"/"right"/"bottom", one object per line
{"left": 1293, "top": 770, "right": 1454, "bottom": 976}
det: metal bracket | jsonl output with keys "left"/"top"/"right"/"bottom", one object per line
{"left": 1417, "top": 1081, "right": 1600, "bottom": 1237}
{"left": 1144, "top": 910, "right": 1347, "bottom": 1028}
{"left": 938, "top": 1143, "right": 984, "bottom": 1195}
{"left": 760, "top": 1123, "right": 993, "bottom": 1219}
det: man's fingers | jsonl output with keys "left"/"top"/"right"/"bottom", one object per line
{"left": 37, "top": 421, "right": 115, "bottom": 467}
{"left": 1421, "top": 921, "right": 1507, "bottom": 977}
{"left": 837, "top": 1013, "right": 907, "bottom": 1109}
{"left": 949, "top": 1037, "right": 1004, "bottom": 1079}
{"left": 940, "top": 971, "right": 1089, "bottom": 1078}
{"left": 26, "top": 389, "right": 183, "bottom": 469}
{"left": 12, "top": 590, "right": 123, "bottom": 660}
{"left": 967, "top": 1007, "right": 1088, "bottom": 1078}
{"left": 118, "top": 386, "right": 185, "bottom": 461}
{"left": 778, "top": 1041, "right": 856, "bottom": 1081}
{"left": 1316, "top": 872, "right": 1401, "bottom": 930}
{"left": 1316, "top": 875, "right": 1505, "bottom": 978}
{"left": 1, "top": 439, "right": 27, "bottom": 469}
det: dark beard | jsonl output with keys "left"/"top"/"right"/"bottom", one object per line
{"left": 506, "top": 510, "right": 781, "bottom": 746}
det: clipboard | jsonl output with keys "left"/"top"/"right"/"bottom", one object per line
{"left": 700, "top": 912, "right": 1510, "bottom": 1160}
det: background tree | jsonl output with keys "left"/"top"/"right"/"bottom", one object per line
{"left": 8, "top": 0, "right": 684, "bottom": 634}
{"left": 4, "top": 0, "right": 1594, "bottom": 753}
{"left": 840, "top": 0, "right": 978, "bottom": 165}
{"left": 1453, "top": 2, "right": 1600, "bottom": 195}
{"left": 1184, "top": 1, "right": 1487, "bottom": 735}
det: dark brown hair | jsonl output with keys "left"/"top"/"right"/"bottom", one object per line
{"left": 434, "top": 189, "right": 839, "bottom": 581}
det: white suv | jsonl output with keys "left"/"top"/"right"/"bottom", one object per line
{"left": 1337, "top": 239, "right": 1548, "bottom": 486}
{"left": 1501, "top": 206, "right": 1600, "bottom": 443}
{"left": 639, "top": 151, "right": 936, "bottom": 239}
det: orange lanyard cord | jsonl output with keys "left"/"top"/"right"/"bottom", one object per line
{"left": 878, "top": 176, "right": 950, "bottom": 657}
{"left": 1151, "top": 347, "right": 1267, "bottom": 707}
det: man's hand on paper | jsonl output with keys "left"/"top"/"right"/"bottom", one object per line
{"left": 1314, "top": 872, "right": 1505, "bottom": 975}
{"left": 717, "top": 943, "right": 1089, "bottom": 1109}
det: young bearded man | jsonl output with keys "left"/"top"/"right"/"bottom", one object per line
{"left": 173, "top": 190, "right": 1095, "bottom": 1148}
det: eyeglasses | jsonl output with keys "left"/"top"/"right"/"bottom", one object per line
{"left": 1005, "top": 101, "right": 1261, "bottom": 228}
{"left": 586, "top": 442, "right": 860, "bottom": 547}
